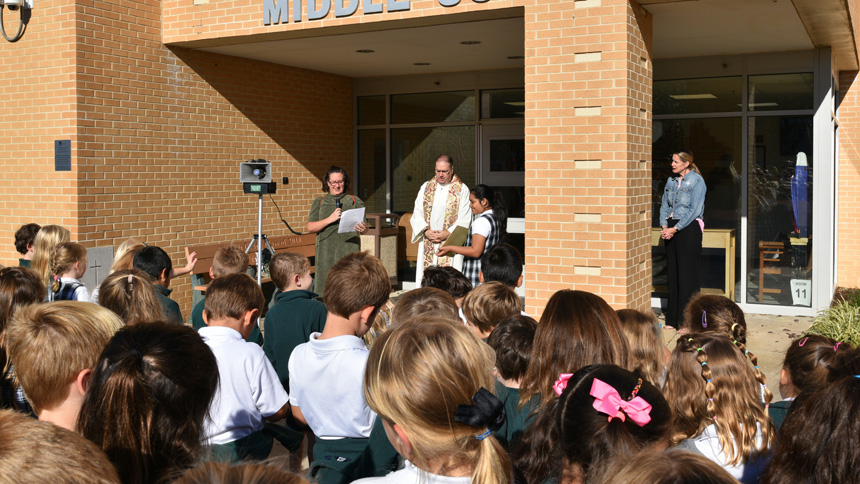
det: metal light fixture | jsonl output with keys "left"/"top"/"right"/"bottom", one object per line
{"left": 1, "top": 0, "right": 33, "bottom": 42}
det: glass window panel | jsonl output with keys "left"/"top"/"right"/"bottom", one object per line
{"left": 488, "top": 139, "right": 525, "bottom": 173}
{"left": 748, "top": 73, "right": 814, "bottom": 111}
{"left": 391, "top": 91, "right": 475, "bottom": 124}
{"left": 481, "top": 89, "right": 525, "bottom": 119}
{"left": 357, "top": 129, "right": 387, "bottom": 214}
{"left": 390, "top": 126, "right": 476, "bottom": 213}
{"left": 490, "top": 186, "right": 525, "bottom": 219}
{"left": 358, "top": 96, "right": 385, "bottom": 126}
{"left": 654, "top": 76, "right": 742, "bottom": 115}
{"left": 746, "top": 116, "right": 813, "bottom": 306}
{"left": 652, "top": 117, "right": 743, "bottom": 300}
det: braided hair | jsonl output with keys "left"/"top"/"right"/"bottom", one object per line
{"left": 664, "top": 334, "right": 775, "bottom": 466}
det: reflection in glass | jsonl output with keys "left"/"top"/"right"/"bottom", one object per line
{"left": 748, "top": 73, "right": 814, "bottom": 111}
{"left": 654, "top": 76, "right": 742, "bottom": 115}
{"left": 358, "top": 96, "right": 386, "bottom": 126}
{"left": 390, "top": 127, "right": 476, "bottom": 213}
{"left": 746, "top": 116, "right": 813, "bottom": 306}
{"left": 481, "top": 89, "right": 525, "bottom": 119}
{"left": 357, "top": 129, "right": 386, "bottom": 213}
{"left": 490, "top": 186, "right": 525, "bottom": 219}
{"left": 489, "top": 139, "right": 525, "bottom": 172}
{"left": 651, "top": 118, "right": 742, "bottom": 300}
{"left": 391, "top": 91, "right": 475, "bottom": 124}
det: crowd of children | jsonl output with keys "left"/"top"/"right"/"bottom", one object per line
{"left": 1, "top": 223, "right": 858, "bottom": 484}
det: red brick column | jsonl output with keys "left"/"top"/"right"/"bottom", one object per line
{"left": 523, "top": 0, "right": 653, "bottom": 316}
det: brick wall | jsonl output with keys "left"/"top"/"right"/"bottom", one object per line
{"left": 523, "top": 0, "right": 653, "bottom": 317}
{"left": 0, "top": 0, "right": 79, "bottom": 255}
{"left": 838, "top": 70, "right": 860, "bottom": 288}
{"left": 2, "top": 0, "right": 353, "bottom": 316}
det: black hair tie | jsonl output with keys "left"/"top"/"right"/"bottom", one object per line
{"left": 454, "top": 387, "right": 506, "bottom": 431}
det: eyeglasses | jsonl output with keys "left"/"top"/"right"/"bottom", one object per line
{"left": 328, "top": 180, "right": 345, "bottom": 186}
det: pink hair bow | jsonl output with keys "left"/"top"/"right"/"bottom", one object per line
{"left": 553, "top": 373, "right": 574, "bottom": 396}
{"left": 589, "top": 378, "right": 652, "bottom": 426}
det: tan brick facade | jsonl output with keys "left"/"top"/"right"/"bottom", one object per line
{"left": 522, "top": 0, "right": 652, "bottom": 316}
{"left": 838, "top": 70, "right": 860, "bottom": 289}
{"left": 4, "top": 0, "right": 857, "bottom": 317}
{"left": 2, "top": 0, "right": 353, "bottom": 313}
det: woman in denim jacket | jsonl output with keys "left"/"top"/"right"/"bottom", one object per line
{"left": 659, "top": 150, "right": 706, "bottom": 329}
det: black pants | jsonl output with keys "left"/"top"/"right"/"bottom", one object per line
{"left": 665, "top": 223, "right": 702, "bottom": 327}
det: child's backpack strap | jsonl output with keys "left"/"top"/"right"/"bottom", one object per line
{"left": 54, "top": 281, "right": 83, "bottom": 301}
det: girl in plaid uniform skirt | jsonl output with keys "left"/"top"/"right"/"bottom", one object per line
{"left": 438, "top": 185, "right": 507, "bottom": 288}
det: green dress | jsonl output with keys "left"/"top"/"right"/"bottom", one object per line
{"left": 308, "top": 193, "right": 365, "bottom": 297}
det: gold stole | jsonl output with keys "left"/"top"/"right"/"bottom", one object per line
{"left": 421, "top": 175, "right": 463, "bottom": 268}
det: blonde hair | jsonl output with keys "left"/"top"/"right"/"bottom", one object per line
{"left": 99, "top": 269, "right": 163, "bottom": 325}
{"left": 174, "top": 461, "right": 309, "bottom": 484}
{"left": 675, "top": 150, "right": 701, "bottom": 175}
{"left": 617, "top": 309, "right": 666, "bottom": 386}
{"left": 462, "top": 282, "right": 521, "bottom": 335}
{"left": 0, "top": 409, "right": 121, "bottom": 484}
{"left": 663, "top": 334, "right": 774, "bottom": 466}
{"left": 269, "top": 252, "right": 311, "bottom": 291}
{"left": 50, "top": 242, "right": 88, "bottom": 293}
{"left": 30, "top": 225, "right": 71, "bottom": 288}
{"left": 212, "top": 246, "right": 249, "bottom": 278}
{"left": 110, "top": 239, "right": 146, "bottom": 273}
{"left": 365, "top": 318, "right": 512, "bottom": 484}
{"left": 5, "top": 302, "right": 123, "bottom": 413}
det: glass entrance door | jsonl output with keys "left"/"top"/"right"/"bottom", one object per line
{"left": 479, "top": 123, "right": 525, "bottom": 263}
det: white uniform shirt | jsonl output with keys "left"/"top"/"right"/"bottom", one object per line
{"left": 688, "top": 423, "right": 771, "bottom": 484}
{"left": 354, "top": 460, "right": 472, "bottom": 484}
{"left": 288, "top": 333, "right": 375, "bottom": 439}
{"left": 200, "top": 326, "right": 288, "bottom": 445}
{"left": 470, "top": 209, "right": 493, "bottom": 239}
{"left": 410, "top": 180, "right": 472, "bottom": 286}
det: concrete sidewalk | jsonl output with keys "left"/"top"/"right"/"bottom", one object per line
{"left": 662, "top": 314, "right": 814, "bottom": 401}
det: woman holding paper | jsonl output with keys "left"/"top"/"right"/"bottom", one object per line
{"left": 437, "top": 184, "right": 507, "bottom": 287}
{"left": 307, "top": 165, "right": 367, "bottom": 297}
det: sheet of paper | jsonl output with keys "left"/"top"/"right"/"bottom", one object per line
{"left": 338, "top": 207, "right": 366, "bottom": 233}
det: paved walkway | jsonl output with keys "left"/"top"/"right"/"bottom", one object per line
{"left": 661, "top": 314, "right": 814, "bottom": 400}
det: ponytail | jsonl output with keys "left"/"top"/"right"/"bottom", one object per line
{"left": 471, "top": 184, "right": 508, "bottom": 241}
{"left": 473, "top": 434, "right": 512, "bottom": 484}
{"left": 77, "top": 323, "right": 218, "bottom": 484}
{"left": 492, "top": 190, "right": 508, "bottom": 241}
{"left": 78, "top": 352, "right": 157, "bottom": 484}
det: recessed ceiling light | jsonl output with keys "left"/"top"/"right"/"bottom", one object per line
{"left": 507, "top": 55, "right": 525, "bottom": 60}
{"left": 356, "top": 49, "right": 375, "bottom": 53}
{"left": 414, "top": 62, "right": 431, "bottom": 66}
{"left": 460, "top": 40, "right": 481, "bottom": 45}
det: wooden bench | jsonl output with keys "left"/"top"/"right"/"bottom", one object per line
{"left": 185, "top": 233, "right": 316, "bottom": 295}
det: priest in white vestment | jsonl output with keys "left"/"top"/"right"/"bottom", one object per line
{"left": 410, "top": 155, "right": 472, "bottom": 286}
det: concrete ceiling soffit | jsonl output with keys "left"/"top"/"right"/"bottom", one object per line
{"left": 792, "top": 0, "right": 858, "bottom": 70}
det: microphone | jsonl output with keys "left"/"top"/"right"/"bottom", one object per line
{"left": 335, "top": 197, "right": 343, "bottom": 209}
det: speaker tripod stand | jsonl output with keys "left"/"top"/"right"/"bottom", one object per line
{"left": 245, "top": 193, "right": 275, "bottom": 286}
